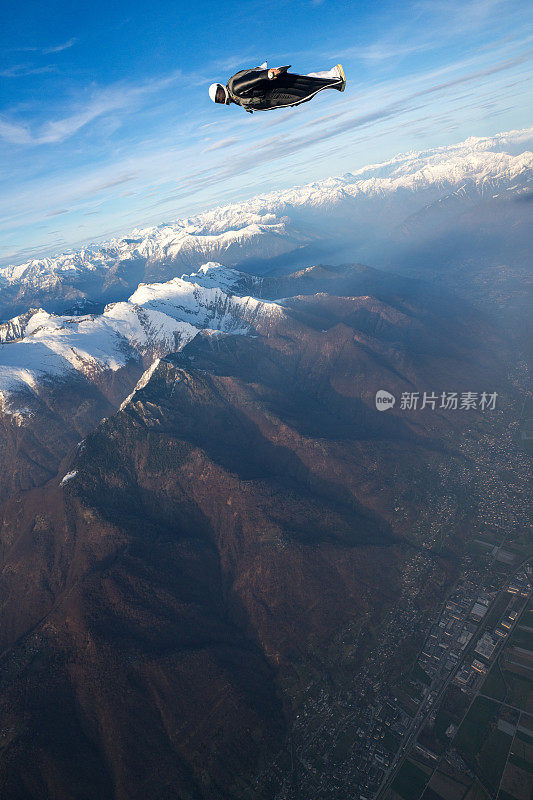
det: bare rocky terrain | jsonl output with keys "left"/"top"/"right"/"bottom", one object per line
{"left": 0, "top": 260, "right": 528, "bottom": 799}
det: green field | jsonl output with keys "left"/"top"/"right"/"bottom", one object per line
{"left": 477, "top": 729, "right": 513, "bottom": 793}
{"left": 521, "top": 611, "right": 533, "bottom": 629}
{"left": 411, "top": 662, "right": 432, "bottom": 686}
{"left": 482, "top": 661, "right": 508, "bottom": 702}
{"left": 509, "top": 751, "right": 533, "bottom": 774}
{"left": 383, "top": 728, "right": 402, "bottom": 753}
{"left": 509, "top": 626, "right": 533, "bottom": 651}
{"left": 502, "top": 671, "right": 531, "bottom": 711}
{"left": 455, "top": 696, "right": 500, "bottom": 765}
{"left": 441, "top": 685, "right": 471, "bottom": 722}
{"left": 455, "top": 696, "right": 513, "bottom": 793}
{"left": 516, "top": 729, "right": 533, "bottom": 744}
{"left": 392, "top": 759, "right": 431, "bottom": 800}
{"left": 463, "top": 780, "right": 491, "bottom": 800}
{"left": 433, "top": 708, "right": 455, "bottom": 741}
{"left": 466, "top": 540, "right": 493, "bottom": 558}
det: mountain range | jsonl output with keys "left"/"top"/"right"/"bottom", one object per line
{"left": 0, "top": 130, "right": 530, "bottom": 799}
{"left": 1, "top": 128, "right": 531, "bottom": 320}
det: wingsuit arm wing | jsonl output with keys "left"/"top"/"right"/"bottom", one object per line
{"left": 231, "top": 68, "right": 270, "bottom": 96}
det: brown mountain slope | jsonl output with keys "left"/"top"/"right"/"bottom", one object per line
{"left": 0, "top": 277, "right": 525, "bottom": 799}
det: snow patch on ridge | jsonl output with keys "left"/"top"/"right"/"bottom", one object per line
{"left": 129, "top": 274, "right": 281, "bottom": 333}
{"left": 0, "top": 264, "right": 282, "bottom": 413}
{"left": 120, "top": 358, "right": 162, "bottom": 410}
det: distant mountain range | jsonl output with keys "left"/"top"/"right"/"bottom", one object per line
{"left": 0, "top": 128, "right": 531, "bottom": 320}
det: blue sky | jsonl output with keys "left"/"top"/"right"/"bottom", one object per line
{"left": 1, "top": 0, "right": 532, "bottom": 264}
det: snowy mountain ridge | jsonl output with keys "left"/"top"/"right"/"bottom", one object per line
{"left": 0, "top": 128, "right": 531, "bottom": 415}
{"left": 1, "top": 128, "right": 531, "bottom": 299}
{"left": 0, "top": 263, "right": 282, "bottom": 413}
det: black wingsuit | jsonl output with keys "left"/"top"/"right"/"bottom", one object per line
{"left": 226, "top": 66, "right": 344, "bottom": 113}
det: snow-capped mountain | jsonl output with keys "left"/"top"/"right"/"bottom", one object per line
{"left": 0, "top": 263, "right": 282, "bottom": 412}
{"left": 0, "top": 128, "right": 531, "bottom": 320}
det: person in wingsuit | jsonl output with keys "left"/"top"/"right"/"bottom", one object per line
{"left": 208, "top": 62, "right": 346, "bottom": 113}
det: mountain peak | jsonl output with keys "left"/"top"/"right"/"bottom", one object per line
{"left": 0, "top": 267, "right": 284, "bottom": 412}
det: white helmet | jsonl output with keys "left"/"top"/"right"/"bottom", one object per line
{"left": 209, "top": 83, "right": 228, "bottom": 104}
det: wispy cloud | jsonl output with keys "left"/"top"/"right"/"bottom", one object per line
{"left": 10, "top": 37, "right": 77, "bottom": 55}
{"left": 411, "top": 50, "right": 533, "bottom": 98}
{"left": 0, "top": 70, "right": 182, "bottom": 145}
{"left": 0, "top": 119, "right": 32, "bottom": 145}
{"left": 42, "top": 38, "right": 77, "bottom": 55}
{"left": 337, "top": 0, "right": 519, "bottom": 63}
{"left": 91, "top": 174, "right": 138, "bottom": 192}
{"left": 202, "top": 137, "right": 241, "bottom": 153}
{"left": 0, "top": 64, "right": 57, "bottom": 78}
{"left": 341, "top": 41, "right": 433, "bottom": 63}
